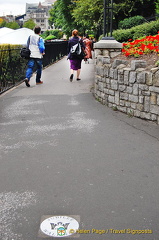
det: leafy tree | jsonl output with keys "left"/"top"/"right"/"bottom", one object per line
{"left": 41, "top": 29, "right": 63, "bottom": 39}
{"left": 23, "top": 19, "right": 36, "bottom": 30}
{"left": 72, "top": 0, "right": 103, "bottom": 37}
{"left": 133, "top": 0, "right": 156, "bottom": 17}
{"left": 0, "top": 19, "right": 7, "bottom": 27}
{"left": 50, "top": 29, "right": 63, "bottom": 39}
{"left": 155, "top": 0, "right": 159, "bottom": 14}
{"left": 49, "top": 0, "right": 80, "bottom": 37}
{"left": 49, "top": 0, "right": 157, "bottom": 39}
{"left": 6, "top": 21, "right": 20, "bottom": 29}
{"left": 40, "top": 30, "right": 50, "bottom": 39}
{"left": 113, "top": 0, "right": 156, "bottom": 28}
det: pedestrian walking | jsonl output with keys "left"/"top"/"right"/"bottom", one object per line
{"left": 67, "top": 29, "right": 85, "bottom": 82}
{"left": 83, "top": 35, "right": 93, "bottom": 64}
{"left": 24, "top": 26, "right": 45, "bottom": 87}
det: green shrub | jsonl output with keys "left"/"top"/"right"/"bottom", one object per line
{"left": 113, "top": 19, "right": 159, "bottom": 42}
{"left": 119, "top": 15, "right": 146, "bottom": 29}
{"left": 45, "top": 35, "right": 56, "bottom": 40}
{"left": 89, "top": 34, "right": 95, "bottom": 39}
{"left": 0, "top": 20, "right": 6, "bottom": 27}
{"left": 50, "top": 29, "right": 63, "bottom": 39}
{"left": 41, "top": 29, "right": 63, "bottom": 40}
{"left": 23, "top": 19, "right": 35, "bottom": 30}
{"left": 41, "top": 30, "right": 50, "bottom": 39}
{"left": 6, "top": 21, "right": 20, "bottom": 29}
{"left": 98, "top": 34, "right": 104, "bottom": 40}
{"left": 112, "top": 29, "right": 133, "bottom": 42}
{"left": 0, "top": 44, "right": 27, "bottom": 92}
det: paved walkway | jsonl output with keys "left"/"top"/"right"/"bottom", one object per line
{"left": 0, "top": 57, "right": 159, "bottom": 240}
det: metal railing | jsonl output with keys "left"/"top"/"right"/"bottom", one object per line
{"left": 0, "top": 48, "right": 26, "bottom": 94}
{"left": 0, "top": 40, "right": 68, "bottom": 94}
{"left": 43, "top": 41, "right": 68, "bottom": 67}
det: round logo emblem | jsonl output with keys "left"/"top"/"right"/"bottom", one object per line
{"left": 40, "top": 216, "right": 79, "bottom": 237}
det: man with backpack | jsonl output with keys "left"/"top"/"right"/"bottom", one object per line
{"left": 24, "top": 26, "right": 45, "bottom": 87}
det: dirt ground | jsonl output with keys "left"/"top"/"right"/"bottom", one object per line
{"left": 113, "top": 52, "right": 159, "bottom": 70}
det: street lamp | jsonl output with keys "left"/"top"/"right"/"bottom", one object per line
{"left": 94, "top": 0, "right": 122, "bottom": 61}
{"left": 102, "top": 0, "right": 114, "bottom": 40}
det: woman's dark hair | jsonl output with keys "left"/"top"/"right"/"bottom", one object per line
{"left": 34, "top": 26, "right": 41, "bottom": 34}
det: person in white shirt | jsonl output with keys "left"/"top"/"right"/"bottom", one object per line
{"left": 24, "top": 26, "right": 45, "bottom": 87}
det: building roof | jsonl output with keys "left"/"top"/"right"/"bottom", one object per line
{"left": 26, "top": 3, "right": 39, "bottom": 13}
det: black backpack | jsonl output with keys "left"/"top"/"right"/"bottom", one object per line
{"left": 20, "top": 36, "right": 31, "bottom": 59}
{"left": 20, "top": 47, "right": 31, "bottom": 59}
{"left": 70, "top": 40, "right": 82, "bottom": 56}
{"left": 69, "top": 38, "right": 86, "bottom": 59}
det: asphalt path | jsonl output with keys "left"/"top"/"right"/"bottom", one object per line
{"left": 0, "top": 57, "right": 159, "bottom": 240}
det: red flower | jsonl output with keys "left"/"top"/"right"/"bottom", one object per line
{"left": 125, "top": 52, "right": 130, "bottom": 56}
{"left": 122, "top": 33, "right": 159, "bottom": 57}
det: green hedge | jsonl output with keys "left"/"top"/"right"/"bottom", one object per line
{"left": 113, "top": 20, "right": 159, "bottom": 42}
{"left": 45, "top": 35, "right": 56, "bottom": 40}
{"left": 41, "top": 29, "right": 63, "bottom": 40}
{"left": 119, "top": 16, "right": 146, "bottom": 30}
{"left": 0, "top": 44, "right": 27, "bottom": 93}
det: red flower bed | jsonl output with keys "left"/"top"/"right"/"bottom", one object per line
{"left": 122, "top": 33, "right": 159, "bottom": 57}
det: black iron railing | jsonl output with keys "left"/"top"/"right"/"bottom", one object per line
{"left": 0, "top": 41, "right": 68, "bottom": 94}
{"left": 43, "top": 41, "right": 68, "bottom": 67}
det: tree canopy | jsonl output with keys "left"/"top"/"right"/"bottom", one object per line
{"left": 49, "top": 0, "right": 157, "bottom": 38}
{"left": 6, "top": 21, "right": 20, "bottom": 29}
{"left": 49, "top": 0, "right": 78, "bottom": 37}
{"left": 72, "top": 0, "right": 103, "bottom": 32}
{"left": 23, "top": 19, "right": 36, "bottom": 30}
{"left": 0, "top": 20, "right": 20, "bottom": 29}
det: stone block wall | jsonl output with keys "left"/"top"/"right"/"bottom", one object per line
{"left": 94, "top": 56, "right": 159, "bottom": 124}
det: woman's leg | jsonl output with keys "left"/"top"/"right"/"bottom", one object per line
{"left": 69, "top": 60, "right": 74, "bottom": 82}
{"left": 76, "top": 59, "right": 82, "bottom": 80}
{"left": 77, "top": 69, "right": 81, "bottom": 79}
{"left": 70, "top": 69, "right": 74, "bottom": 82}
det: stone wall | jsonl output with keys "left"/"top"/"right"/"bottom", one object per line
{"left": 94, "top": 41, "right": 159, "bottom": 124}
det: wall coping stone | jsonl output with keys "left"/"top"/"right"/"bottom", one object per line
{"left": 94, "top": 39, "right": 122, "bottom": 49}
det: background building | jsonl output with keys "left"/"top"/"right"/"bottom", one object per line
{"left": 24, "top": 0, "right": 56, "bottom": 32}
{"left": 0, "top": 15, "right": 15, "bottom": 23}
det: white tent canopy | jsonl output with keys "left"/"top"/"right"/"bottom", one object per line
{"left": 0, "top": 28, "right": 34, "bottom": 45}
{"left": 0, "top": 27, "right": 15, "bottom": 37}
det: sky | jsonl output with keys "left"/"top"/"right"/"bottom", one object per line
{"left": 0, "top": 0, "right": 40, "bottom": 16}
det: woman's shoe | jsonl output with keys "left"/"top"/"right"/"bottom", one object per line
{"left": 70, "top": 74, "right": 73, "bottom": 82}
{"left": 76, "top": 78, "right": 81, "bottom": 81}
